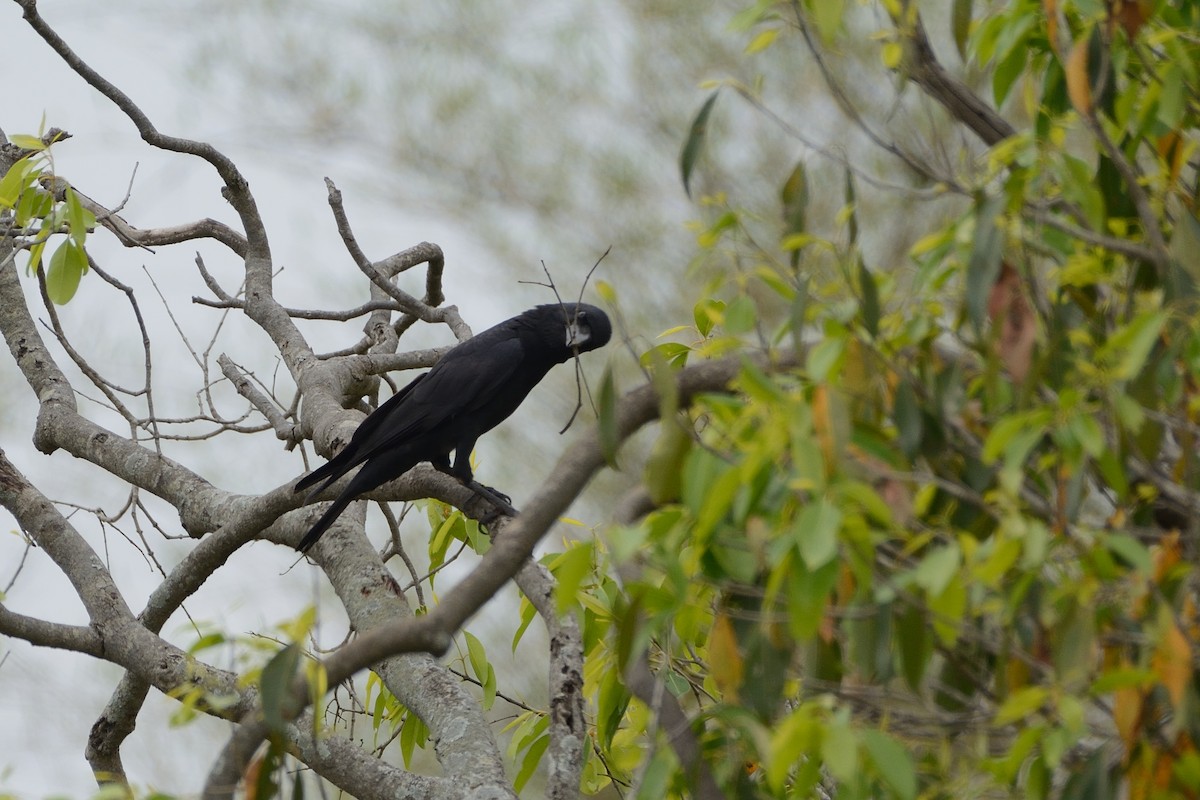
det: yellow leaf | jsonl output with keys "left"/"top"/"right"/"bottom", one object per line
{"left": 1113, "top": 680, "right": 1143, "bottom": 752}
{"left": 1044, "top": 0, "right": 1059, "bottom": 53}
{"left": 1152, "top": 620, "right": 1191, "bottom": 708}
{"left": 8, "top": 134, "right": 46, "bottom": 151}
{"left": 745, "top": 28, "right": 779, "bottom": 54}
{"left": 881, "top": 41, "right": 903, "bottom": 69}
{"left": 1065, "top": 38, "right": 1092, "bottom": 115}
{"left": 811, "top": 385, "right": 836, "bottom": 470}
{"left": 708, "top": 613, "right": 743, "bottom": 701}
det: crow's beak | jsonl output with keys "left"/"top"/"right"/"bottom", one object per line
{"left": 566, "top": 321, "right": 589, "bottom": 348}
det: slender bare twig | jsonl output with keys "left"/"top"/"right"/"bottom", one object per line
{"left": 324, "top": 179, "right": 471, "bottom": 342}
{"left": 218, "top": 355, "right": 303, "bottom": 445}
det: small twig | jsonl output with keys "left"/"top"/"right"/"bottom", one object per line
{"left": 88, "top": 258, "right": 163, "bottom": 453}
{"left": 217, "top": 355, "right": 302, "bottom": 445}
{"left": 377, "top": 502, "right": 425, "bottom": 610}
{"left": 790, "top": 3, "right": 956, "bottom": 181}
{"left": 324, "top": 179, "right": 471, "bottom": 342}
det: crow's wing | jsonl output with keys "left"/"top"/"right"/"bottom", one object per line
{"left": 293, "top": 371, "right": 429, "bottom": 495}
{"left": 354, "top": 335, "right": 529, "bottom": 457}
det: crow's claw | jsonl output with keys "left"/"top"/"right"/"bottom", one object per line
{"left": 467, "top": 480, "right": 518, "bottom": 518}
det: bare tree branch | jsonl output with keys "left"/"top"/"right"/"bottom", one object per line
{"left": 902, "top": 12, "right": 1017, "bottom": 147}
{"left": 202, "top": 348, "right": 800, "bottom": 794}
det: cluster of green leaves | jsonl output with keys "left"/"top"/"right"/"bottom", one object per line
{"left": 541, "top": 0, "right": 1200, "bottom": 798}
{"left": 0, "top": 127, "right": 96, "bottom": 304}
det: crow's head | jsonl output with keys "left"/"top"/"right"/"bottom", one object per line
{"left": 556, "top": 302, "right": 612, "bottom": 355}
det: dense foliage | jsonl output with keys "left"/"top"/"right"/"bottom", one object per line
{"left": 535, "top": 1, "right": 1200, "bottom": 797}
{"left": 5, "top": 1, "right": 1199, "bottom": 798}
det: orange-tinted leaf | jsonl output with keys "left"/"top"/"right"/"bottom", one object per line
{"left": 1152, "top": 621, "right": 1192, "bottom": 708}
{"left": 709, "top": 612, "right": 744, "bottom": 701}
{"left": 987, "top": 261, "right": 1036, "bottom": 382}
{"left": 811, "top": 385, "right": 836, "bottom": 470}
{"left": 1044, "top": 0, "right": 1059, "bottom": 52}
{"left": 1158, "top": 132, "right": 1186, "bottom": 186}
{"left": 1152, "top": 531, "right": 1182, "bottom": 584}
{"left": 1066, "top": 37, "right": 1092, "bottom": 114}
{"left": 1110, "top": 0, "right": 1150, "bottom": 39}
{"left": 1113, "top": 680, "right": 1144, "bottom": 752}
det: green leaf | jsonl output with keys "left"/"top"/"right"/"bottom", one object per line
{"left": 514, "top": 733, "right": 551, "bottom": 792}
{"left": 1099, "top": 310, "right": 1164, "bottom": 380}
{"left": 745, "top": 27, "right": 779, "bottom": 54}
{"left": 0, "top": 156, "right": 36, "bottom": 209}
{"left": 633, "top": 744, "right": 675, "bottom": 799}
{"left": 464, "top": 631, "right": 488, "bottom": 685}
{"left": 552, "top": 541, "right": 594, "bottom": 615}
{"left": 808, "top": 0, "right": 844, "bottom": 42}
{"left": 992, "top": 39, "right": 1027, "bottom": 107}
{"left": 858, "top": 259, "right": 879, "bottom": 337}
{"left": 428, "top": 509, "right": 465, "bottom": 571}
{"left": 597, "top": 363, "right": 619, "bottom": 467}
{"left": 723, "top": 294, "right": 756, "bottom": 335}
{"left": 952, "top": 0, "right": 973, "bottom": 60}
{"left": 290, "top": 760, "right": 305, "bottom": 800}
{"left": 681, "top": 447, "right": 725, "bottom": 517}
{"left": 893, "top": 379, "right": 923, "bottom": 459}
{"left": 693, "top": 298, "right": 725, "bottom": 337}
{"left": 16, "top": 180, "right": 53, "bottom": 228}
{"left": 695, "top": 464, "right": 742, "bottom": 543}
{"left": 862, "top": 729, "right": 917, "bottom": 800}
{"left": 806, "top": 335, "right": 846, "bottom": 382}
{"left": 795, "top": 498, "right": 842, "bottom": 569}
{"left": 188, "top": 632, "right": 227, "bottom": 655}
{"left": 1105, "top": 532, "right": 1151, "bottom": 574}
{"left": 45, "top": 239, "right": 86, "bottom": 305}
{"left": 511, "top": 596, "right": 537, "bottom": 652}
{"left": 65, "top": 186, "right": 88, "bottom": 246}
{"left": 913, "top": 544, "right": 960, "bottom": 597}
{"left": 786, "top": 558, "right": 838, "bottom": 640}
{"left": 680, "top": 91, "right": 719, "bottom": 198}
{"left": 1168, "top": 212, "right": 1200, "bottom": 289}
{"left": 822, "top": 721, "right": 859, "bottom": 782}
{"left": 995, "top": 685, "right": 1047, "bottom": 725}
{"left": 8, "top": 134, "right": 46, "bottom": 151}
{"left": 982, "top": 409, "right": 1051, "bottom": 464}
{"left": 643, "top": 417, "right": 691, "bottom": 504}
{"left": 1158, "top": 64, "right": 1185, "bottom": 128}
{"left": 966, "top": 193, "right": 1006, "bottom": 334}
{"left": 928, "top": 575, "right": 966, "bottom": 646}
{"left": 306, "top": 660, "right": 327, "bottom": 738}
{"left": 767, "top": 708, "right": 818, "bottom": 792}
{"left": 897, "top": 603, "right": 932, "bottom": 690}
{"left": 781, "top": 160, "right": 809, "bottom": 239}
{"left": 640, "top": 341, "right": 691, "bottom": 369}
{"left": 844, "top": 168, "right": 858, "bottom": 246}
{"left": 464, "top": 631, "right": 497, "bottom": 710}
{"left": 261, "top": 644, "right": 301, "bottom": 734}
{"left": 255, "top": 738, "right": 283, "bottom": 800}
{"left": 398, "top": 708, "right": 429, "bottom": 767}
{"left": 597, "top": 667, "right": 630, "bottom": 748}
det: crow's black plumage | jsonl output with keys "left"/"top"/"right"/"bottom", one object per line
{"left": 294, "top": 303, "right": 612, "bottom": 552}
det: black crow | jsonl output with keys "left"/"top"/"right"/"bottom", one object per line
{"left": 294, "top": 302, "right": 612, "bottom": 552}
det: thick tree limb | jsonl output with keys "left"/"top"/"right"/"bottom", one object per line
{"left": 514, "top": 560, "right": 586, "bottom": 800}
{"left": 43, "top": 177, "right": 249, "bottom": 257}
{"left": 903, "top": 14, "right": 1016, "bottom": 147}
{"left": 202, "top": 349, "right": 798, "bottom": 795}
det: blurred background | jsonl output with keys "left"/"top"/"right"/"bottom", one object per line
{"left": 0, "top": 1, "right": 923, "bottom": 794}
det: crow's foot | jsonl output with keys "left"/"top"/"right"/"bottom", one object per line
{"left": 465, "top": 480, "right": 518, "bottom": 525}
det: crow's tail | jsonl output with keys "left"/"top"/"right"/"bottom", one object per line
{"left": 295, "top": 458, "right": 345, "bottom": 495}
{"left": 296, "top": 493, "right": 354, "bottom": 553}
